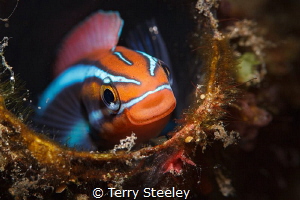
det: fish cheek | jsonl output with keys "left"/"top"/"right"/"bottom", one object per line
{"left": 81, "top": 80, "right": 102, "bottom": 103}
{"left": 97, "top": 109, "right": 171, "bottom": 149}
{"left": 81, "top": 80, "right": 105, "bottom": 126}
{"left": 96, "top": 114, "right": 129, "bottom": 148}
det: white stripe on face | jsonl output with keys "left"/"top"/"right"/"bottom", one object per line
{"left": 118, "top": 84, "right": 172, "bottom": 114}
{"left": 113, "top": 51, "right": 133, "bottom": 65}
{"left": 136, "top": 50, "right": 158, "bottom": 76}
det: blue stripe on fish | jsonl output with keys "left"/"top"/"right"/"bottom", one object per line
{"left": 89, "top": 110, "right": 104, "bottom": 125}
{"left": 113, "top": 51, "right": 133, "bottom": 65}
{"left": 67, "top": 119, "right": 91, "bottom": 147}
{"left": 37, "top": 64, "right": 141, "bottom": 114}
{"left": 136, "top": 50, "right": 158, "bottom": 76}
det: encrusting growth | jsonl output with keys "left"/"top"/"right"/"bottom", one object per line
{"left": 0, "top": 1, "right": 242, "bottom": 198}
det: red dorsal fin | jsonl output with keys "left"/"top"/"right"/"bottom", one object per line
{"left": 54, "top": 10, "right": 123, "bottom": 76}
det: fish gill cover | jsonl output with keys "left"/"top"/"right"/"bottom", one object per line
{"left": 0, "top": 0, "right": 300, "bottom": 199}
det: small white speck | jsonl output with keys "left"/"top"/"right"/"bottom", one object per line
{"left": 152, "top": 26, "right": 158, "bottom": 34}
{"left": 38, "top": 106, "right": 41, "bottom": 109}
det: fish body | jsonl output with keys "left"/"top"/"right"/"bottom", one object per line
{"left": 35, "top": 11, "right": 176, "bottom": 150}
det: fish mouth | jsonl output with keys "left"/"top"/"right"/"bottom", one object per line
{"left": 126, "top": 87, "right": 176, "bottom": 125}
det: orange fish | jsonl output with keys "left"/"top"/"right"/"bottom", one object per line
{"left": 34, "top": 11, "right": 176, "bottom": 150}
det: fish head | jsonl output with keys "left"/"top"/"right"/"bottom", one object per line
{"left": 83, "top": 46, "right": 176, "bottom": 149}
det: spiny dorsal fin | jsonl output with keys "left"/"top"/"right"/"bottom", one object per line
{"left": 54, "top": 10, "right": 123, "bottom": 76}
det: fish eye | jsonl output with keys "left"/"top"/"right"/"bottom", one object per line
{"left": 100, "top": 77, "right": 121, "bottom": 113}
{"left": 159, "top": 61, "right": 173, "bottom": 85}
{"left": 103, "top": 89, "right": 114, "bottom": 103}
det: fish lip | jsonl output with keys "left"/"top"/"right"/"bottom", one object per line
{"left": 125, "top": 89, "right": 176, "bottom": 126}
{"left": 127, "top": 103, "right": 176, "bottom": 125}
